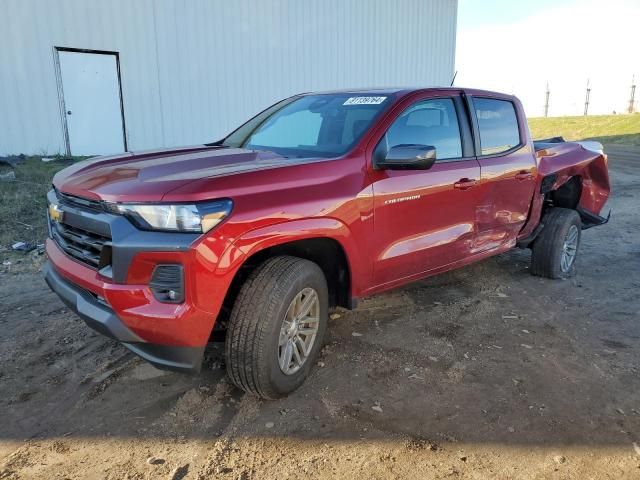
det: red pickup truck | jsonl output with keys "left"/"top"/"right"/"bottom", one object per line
{"left": 44, "top": 88, "right": 610, "bottom": 398}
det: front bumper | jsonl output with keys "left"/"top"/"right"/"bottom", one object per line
{"left": 44, "top": 188, "right": 239, "bottom": 372}
{"left": 44, "top": 261, "right": 205, "bottom": 372}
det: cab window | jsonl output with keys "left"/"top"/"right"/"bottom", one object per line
{"left": 376, "top": 98, "right": 463, "bottom": 162}
{"left": 472, "top": 98, "right": 521, "bottom": 155}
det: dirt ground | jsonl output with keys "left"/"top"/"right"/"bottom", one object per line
{"left": 1, "top": 145, "right": 639, "bottom": 479}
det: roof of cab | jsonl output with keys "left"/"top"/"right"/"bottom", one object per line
{"left": 301, "top": 86, "right": 517, "bottom": 101}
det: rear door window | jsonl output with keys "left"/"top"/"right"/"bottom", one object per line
{"left": 472, "top": 98, "right": 521, "bottom": 155}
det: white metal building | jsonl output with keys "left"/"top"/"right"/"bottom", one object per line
{"left": 0, "top": 0, "right": 458, "bottom": 156}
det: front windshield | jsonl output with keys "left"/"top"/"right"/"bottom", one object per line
{"left": 221, "top": 94, "right": 392, "bottom": 158}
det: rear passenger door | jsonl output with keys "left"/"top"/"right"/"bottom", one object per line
{"left": 469, "top": 97, "right": 537, "bottom": 252}
{"left": 369, "top": 93, "right": 482, "bottom": 287}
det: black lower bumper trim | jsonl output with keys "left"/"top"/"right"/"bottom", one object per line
{"left": 124, "top": 343, "right": 205, "bottom": 373}
{"left": 577, "top": 207, "right": 611, "bottom": 229}
{"left": 43, "top": 262, "right": 204, "bottom": 373}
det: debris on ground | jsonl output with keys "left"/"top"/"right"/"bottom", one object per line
{"left": 0, "top": 154, "right": 26, "bottom": 166}
{"left": 351, "top": 332, "right": 363, "bottom": 337}
{"left": 169, "top": 464, "right": 189, "bottom": 480}
{"left": 0, "top": 170, "right": 16, "bottom": 181}
{"left": 330, "top": 313, "right": 341, "bottom": 320}
{"left": 11, "top": 241, "right": 36, "bottom": 253}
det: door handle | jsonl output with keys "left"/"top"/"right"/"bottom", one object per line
{"left": 515, "top": 171, "right": 532, "bottom": 181}
{"left": 454, "top": 178, "right": 478, "bottom": 190}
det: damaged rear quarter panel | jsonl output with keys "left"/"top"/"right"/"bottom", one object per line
{"left": 536, "top": 142, "right": 611, "bottom": 215}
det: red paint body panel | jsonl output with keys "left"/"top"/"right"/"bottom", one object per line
{"left": 474, "top": 95, "right": 538, "bottom": 251}
{"left": 47, "top": 87, "right": 610, "bottom": 350}
{"left": 46, "top": 238, "right": 230, "bottom": 346}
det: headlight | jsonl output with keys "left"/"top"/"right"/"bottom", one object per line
{"left": 110, "top": 199, "right": 232, "bottom": 233}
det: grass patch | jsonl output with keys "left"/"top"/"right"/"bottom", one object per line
{"left": 528, "top": 114, "right": 640, "bottom": 146}
{"left": 0, "top": 157, "right": 79, "bottom": 266}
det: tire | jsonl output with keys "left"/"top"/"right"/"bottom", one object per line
{"left": 225, "top": 255, "right": 328, "bottom": 399}
{"left": 530, "top": 208, "right": 582, "bottom": 279}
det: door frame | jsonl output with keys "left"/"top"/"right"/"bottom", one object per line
{"left": 53, "top": 46, "right": 128, "bottom": 156}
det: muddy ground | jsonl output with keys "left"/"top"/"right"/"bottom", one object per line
{"left": 1, "top": 146, "right": 640, "bottom": 479}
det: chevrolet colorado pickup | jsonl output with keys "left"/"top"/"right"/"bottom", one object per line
{"left": 44, "top": 88, "right": 610, "bottom": 398}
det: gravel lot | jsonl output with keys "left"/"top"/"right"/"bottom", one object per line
{"left": 1, "top": 145, "right": 639, "bottom": 479}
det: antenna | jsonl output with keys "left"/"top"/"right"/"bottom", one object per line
{"left": 450, "top": 71, "right": 458, "bottom": 87}
{"left": 583, "top": 79, "right": 591, "bottom": 116}
{"left": 629, "top": 75, "right": 636, "bottom": 114}
{"left": 544, "top": 82, "right": 550, "bottom": 117}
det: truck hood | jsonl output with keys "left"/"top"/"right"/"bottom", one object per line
{"left": 53, "top": 145, "right": 295, "bottom": 202}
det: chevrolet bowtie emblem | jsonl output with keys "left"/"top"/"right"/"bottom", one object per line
{"left": 49, "top": 203, "right": 64, "bottom": 223}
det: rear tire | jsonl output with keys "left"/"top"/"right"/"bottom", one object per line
{"left": 530, "top": 208, "right": 582, "bottom": 279}
{"left": 225, "top": 256, "right": 328, "bottom": 399}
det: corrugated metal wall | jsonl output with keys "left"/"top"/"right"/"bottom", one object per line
{"left": 0, "top": 0, "right": 457, "bottom": 155}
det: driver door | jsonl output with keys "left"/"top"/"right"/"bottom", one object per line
{"left": 368, "top": 94, "right": 481, "bottom": 288}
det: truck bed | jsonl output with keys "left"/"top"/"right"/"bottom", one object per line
{"left": 534, "top": 136, "right": 604, "bottom": 154}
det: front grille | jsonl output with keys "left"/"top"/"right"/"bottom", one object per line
{"left": 57, "top": 191, "right": 104, "bottom": 212}
{"left": 51, "top": 220, "right": 112, "bottom": 269}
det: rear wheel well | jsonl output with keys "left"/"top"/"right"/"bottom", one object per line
{"left": 541, "top": 175, "right": 582, "bottom": 220}
{"left": 211, "top": 238, "right": 351, "bottom": 340}
{"left": 549, "top": 176, "right": 582, "bottom": 209}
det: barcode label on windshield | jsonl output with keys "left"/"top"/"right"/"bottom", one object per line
{"left": 343, "top": 96, "right": 387, "bottom": 105}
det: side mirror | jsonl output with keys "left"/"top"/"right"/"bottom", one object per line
{"left": 376, "top": 144, "right": 436, "bottom": 170}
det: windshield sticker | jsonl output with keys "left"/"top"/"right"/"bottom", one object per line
{"left": 343, "top": 96, "right": 387, "bottom": 105}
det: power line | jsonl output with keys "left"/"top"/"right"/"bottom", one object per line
{"left": 544, "top": 82, "right": 550, "bottom": 117}
{"left": 629, "top": 75, "right": 636, "bottom": 114}
{"left": 583, "top": 79, "right": 591, "bottom": 116}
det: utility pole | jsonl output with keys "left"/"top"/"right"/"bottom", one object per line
{"left": 544, "top": 82, "right": 550, "bottom": 117}
{"left": 583, "top": 79, "right": 591, "bottom": 116}
{"left": 629, "top": 75, "right": 636, "bottom": 114}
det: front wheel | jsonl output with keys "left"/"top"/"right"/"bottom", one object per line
{"left": 530, "top": 208, "right": 582, "bottom": 279}
{"left": 225, "top": 256, "right": 328, "bottom": 399}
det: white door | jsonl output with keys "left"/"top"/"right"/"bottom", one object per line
{"left": 58, "top": 50, "right": 125, "bottom": 156}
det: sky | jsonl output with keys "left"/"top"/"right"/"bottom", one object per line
{"left": 455, "top": 0, "right": 640, "bottom": 117}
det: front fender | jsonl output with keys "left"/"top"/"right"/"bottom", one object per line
{"left": 214, "top": 218, "right": 368, "bottom": 297}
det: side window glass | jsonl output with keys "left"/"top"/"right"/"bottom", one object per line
{"left": 378, "top": 98, "right": 463, "bottom": 161}
{"left": 472, "top": 98, "right": 521, "bottom": 155}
